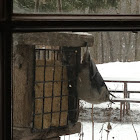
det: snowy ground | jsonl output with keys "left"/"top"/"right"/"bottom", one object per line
{"left": 61, "top": 61, "right": 140, "bottom": 140}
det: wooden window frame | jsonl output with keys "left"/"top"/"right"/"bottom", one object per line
{"left": 0, "top": 0, "right": 140, "bottom": 139}
{"left": 12, "top": 14, "right": 140, "bottom": 31}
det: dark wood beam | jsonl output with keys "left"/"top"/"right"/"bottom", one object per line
{"left": 11, "top": 14, "right": 140, "bottom": 32}
{"left": 0, "top": 0, "right": 12, "bottom": 140}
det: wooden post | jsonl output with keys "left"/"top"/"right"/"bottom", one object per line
{"left": 127, "top": 92, "right": 130, "bottom": 110}
{"left": 120, "top": 102, "right": 123, "bottom": 121}
{"left": 91, "top": 104, "right": 94, "bottom": 140}
{"left": 13, "top": 45, "right": 34, "bottom": 127}
{"left": 123, "top": 82, "right": 127, "bottom": 116}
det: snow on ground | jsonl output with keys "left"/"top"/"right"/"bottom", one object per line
{"left": 61, "top": 122, "right": 140, "bottom": 140}
{"left": 97, "top": 61, "right": 140, "bottom": 81}
{"left": 61, "top": 61, "right": 140, "bottom": 140}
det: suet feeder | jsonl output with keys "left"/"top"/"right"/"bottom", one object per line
{"left": 12, "top": 32, "right": 94, "bottom": 139}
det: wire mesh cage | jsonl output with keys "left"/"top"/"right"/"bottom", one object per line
{"left": 32, "top": 45, "right": 81, "bottom": 132}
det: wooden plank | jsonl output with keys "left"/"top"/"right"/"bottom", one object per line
{"left": 14, "top": 32, "right": 94, "bottom": 47}
{"left": 104, "top": 79, "right": 140, "bottom": 83}
{"left": 109, "top": 90, "right": 140, "bottom": 93}
{"left": 13, "top": 45, "right": 34, "bottom": 127}
{"left": 13, "top": 122, "right": 81, "bottom": 139}
{"left": 112, "top": 98, "right": 140, "bottom": 103}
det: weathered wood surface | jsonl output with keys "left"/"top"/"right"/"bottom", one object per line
{"left": 13, "top": 45, "right": 34, "bottom": 127}
{"left": 13, "top": 45, "right": 81, "bottom": 139}
{"left": 13, "top": 122, "right": 81, "bottom": 140}
{"left": 13, "top": 32, "right": 94, "bottom": 47}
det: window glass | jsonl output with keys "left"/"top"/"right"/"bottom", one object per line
{"left": 13, "top": 0, "right": 140, "bottom": 14}
{"left": 12, "top": 32, "right": 140, "bottom": 139}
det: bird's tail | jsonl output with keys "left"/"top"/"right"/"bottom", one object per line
{"left": 109, "top": 91, "right": 116, "bottom": 104}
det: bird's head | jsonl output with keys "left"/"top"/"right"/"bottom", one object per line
{"left": 82, "top": 47, "right": 91, "bottom": 65}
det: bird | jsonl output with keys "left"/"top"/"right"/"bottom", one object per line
{"left": 77, "top": 47, "right": 114, "bottom": 104}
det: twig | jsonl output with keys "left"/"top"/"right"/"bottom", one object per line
{"left": 106, "top": 130, "right": 109, "bottom": 140}
{"left": 82, "top": 124, "right": 84, "bottom": 140}
{"left": 131, "top": 123, "right": 138, "bottom": 140}
{"left": 130, "top": 115, "right": 139, "bottom": 140}
{"left": 78, "top": 123, "right": 84, "bottom": 140}
{"left": 99, "top": 123, "right": 105, "bottom": 140}
{"left": 105, "top": 103, "right": 113, "bottom": 140}
{"left": 91, "top": 104, "right": 94, "bottom": 140}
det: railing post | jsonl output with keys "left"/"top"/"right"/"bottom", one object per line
{"left": 123, "top": 82, "right": 128, "bottom": 116}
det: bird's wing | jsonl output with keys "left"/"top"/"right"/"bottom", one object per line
{"left": 90, "top": 59, "right": 106, "bottom": 92}
{"left": 89, "top": 58, "right": 97, "bottom": 80}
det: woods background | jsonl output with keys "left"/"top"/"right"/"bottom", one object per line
{"left": 13, "top": 0, "right": 140, "bottom": 63}
{"left": 88, "top": 32, "right": 140, "bottom": 64}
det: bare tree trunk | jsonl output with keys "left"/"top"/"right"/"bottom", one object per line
{"left": 134, "top": 33, "right": 140, "bottom": 61}
{"left": 34, "top": 0, "right": 40, "bottom": 12}
{"left": 101, "top": 32, "right": 104, "bottom": 63}
{"left": 57, "top": 0, "right": 62, "bottom": 12}
{"left": 123, "top": 0, "right": 132, "bottom": 61}
{"left": 126, "top": 32, "right": 132, "bottom": 61}
{"left": 134, "top": 0, "right": 140, "bottom": 61}
{"left": 106, "top": 32, "right": 114, "bottom": 62}
{"left": 123, "top": 32, "right": 128, "bottom": 62}
{"left": 119, "top": 32, "right": 123, "bottom": 61}
{"left": 136, "top": 0, "right": 139, "bottom": 14}
{"left": 126, "top": 0, "right": 132, "bottom": 13}
{"left": 94, "top": 33, "right": 98, "bottom": 62}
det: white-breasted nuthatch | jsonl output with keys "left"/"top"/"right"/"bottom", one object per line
{"left": 77, "top": 47, "right": 113, "bottom": 104}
